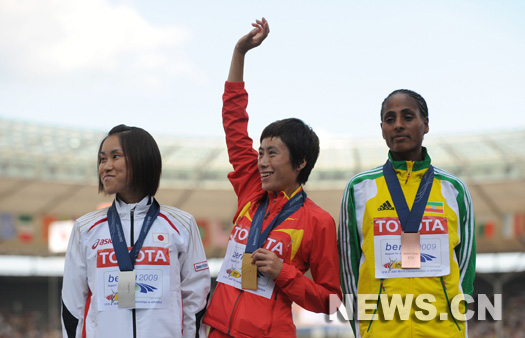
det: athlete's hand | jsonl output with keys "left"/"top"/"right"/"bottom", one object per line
{"left": 235, "top": 17, "right": 270, "bottom": 55}
{"left": 227, "top": 17, "right": 269, "bottom": 82}
{"left": 250, "top": 248, "right": 282, "bottom": 280}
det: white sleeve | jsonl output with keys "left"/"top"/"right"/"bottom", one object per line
{"left": 179, "top": 216, "right": 211, "bottom": 338}
{"left": 61, "top": 222, "right": 89, "bottom": 338}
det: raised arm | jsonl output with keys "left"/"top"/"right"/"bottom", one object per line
{"left": 227, "top": 17, "right": 270, "bottom": 82}
{"left": 223, "top": 18, "right": 270, "bottom": 212}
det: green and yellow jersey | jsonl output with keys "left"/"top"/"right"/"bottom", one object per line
{"left": 338, "top": 148, "right": 476, "bottom": 338}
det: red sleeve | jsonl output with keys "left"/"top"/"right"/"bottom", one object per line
{"left": 223, "top": 82, "right": 264, "bottom": 221}
{"left": 274, "top": 203, "right": 343, "bottom": 314}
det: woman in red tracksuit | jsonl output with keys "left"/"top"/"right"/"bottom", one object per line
{"left": 203, "top": 18, "right": 342, "bottom": 338}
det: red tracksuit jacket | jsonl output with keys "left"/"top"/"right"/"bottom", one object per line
{"left": 203, "top": 82, "right": 342, "bottom": 337}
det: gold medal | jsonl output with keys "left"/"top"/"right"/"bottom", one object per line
{"left": 241, "top": 253, "right": 258, "bottom": 290}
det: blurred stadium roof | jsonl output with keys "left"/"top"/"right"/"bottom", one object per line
{"left": 1, "top": 118, "right": 525, "bottom": 254}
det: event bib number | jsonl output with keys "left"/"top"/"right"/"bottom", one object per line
{"left": 96, "top": 247, "right": 170, "bottom": 311}
{"left": 374, "top": 216, "right": 450, "bottom": 278}
{"left": 216, "top": 241, "right": 276, "bottom": 299}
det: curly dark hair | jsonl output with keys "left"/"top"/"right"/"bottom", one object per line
{"left": 380, "top": 89, "right": 428, "bottom": 120}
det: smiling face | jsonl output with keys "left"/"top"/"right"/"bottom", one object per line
{"left": 98, "top": 134, "right": 141, "bottom": 203}
{"left": 258, "top": 136, "right": 305, "bottom": 197}
{"left": 381, "top": 93, "right": 429, "bottom": 161}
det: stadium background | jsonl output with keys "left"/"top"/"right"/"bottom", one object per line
{"left": 0, "top": 118, "right": 524, "bottom": 337}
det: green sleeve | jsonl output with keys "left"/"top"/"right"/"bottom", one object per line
{"left": 338, "top": 181, "right": 362, "bottom": 334}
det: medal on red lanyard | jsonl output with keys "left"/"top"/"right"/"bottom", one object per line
{"left": 383, "top": 160, "right": 434, "bottom": 269}
{"left": 241, "top": 190, "right": 306, "bottom": 290}
{"left": 107, "top": 198, "right": 160, "bottom": 307}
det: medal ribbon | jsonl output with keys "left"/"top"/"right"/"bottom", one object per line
{"left": 245, "top": 190, "right": 306, "bottom": 253}
{"left": 383, "top": 160, "right": 434, "bottom": 233}
{"left": 107, "top": 198, "right": 160, "bottom": 271}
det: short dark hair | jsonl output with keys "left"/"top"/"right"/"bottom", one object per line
{"left": 98, "top": 125, "right": 162, "bottom": 198}
{"left": 260, "top": 118, "right": 319, "bottom": 185}
{"left": 380, "top": 89, "right": 428, "bottom": 120}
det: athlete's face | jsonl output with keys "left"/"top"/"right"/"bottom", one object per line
{"left": 381, "top": 93, "right": 429, "bottom": 161}
{"left": 98, "top": 135, "right": 139, "bottom": 203}
{"left": 258, "top": 137, "right": 304, "bottom": 197}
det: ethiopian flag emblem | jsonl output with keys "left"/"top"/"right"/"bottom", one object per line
{"left": 425, "top": 201, "right": 444, "bottom": 214}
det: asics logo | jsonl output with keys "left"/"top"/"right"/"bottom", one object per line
{"left": 92, "top": 238, "right": 112, "bottom": 250}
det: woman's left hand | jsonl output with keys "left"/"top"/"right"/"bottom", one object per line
{"left": 250, "top": 248, "right": 283, "bottom": 280}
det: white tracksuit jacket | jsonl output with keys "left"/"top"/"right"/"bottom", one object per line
{"left": 61, "top": 196, "right": 210, "bottom": 338}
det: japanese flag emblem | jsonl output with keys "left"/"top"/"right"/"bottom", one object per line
{"left": 153, "top": 233, "right": 168, "bottom": 244}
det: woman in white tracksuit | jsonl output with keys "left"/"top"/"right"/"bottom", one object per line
{"left": 61, "top": 125, "right": 210, "bottom": 338}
